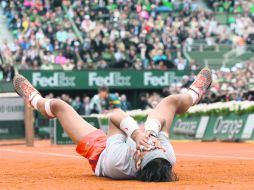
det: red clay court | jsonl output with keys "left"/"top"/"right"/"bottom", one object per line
{"left": 1, "top": 140, "right": 254, "bottom": 190}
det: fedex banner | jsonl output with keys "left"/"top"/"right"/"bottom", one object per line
{"left": 20, "top": 70, "right": 191, "bottom": 90}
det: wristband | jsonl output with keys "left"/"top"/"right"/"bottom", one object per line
{"left": 120, "top": 117, "right": 139, "bottom": 137}
{"left": 144, "top": 119, "right": 161, "bottom": 136}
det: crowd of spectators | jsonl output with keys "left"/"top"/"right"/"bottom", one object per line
{"left": 0, "top": 0, "right": 254, "bottom": 71}
{"left": 209, "top": 60, "right": 254, "bottom": 102}
{"left": 137, "top": 59, "right": 254, "bottom": 107}
{"left": 1, "top": 0, "right": 77, "bottom": 70}
{"left": 1, "top": 0, "right": 254, "bottom": 105}
{"left": 204, "top": 0, "right": 254, "bottom": 48}
{"left": 0, "top": 0, "right": 201, "bottom": 72}
{"left": 207, "top": 0, "right": 254, "bottom": 14}
{"left": 44, "top": 92, "right": 132, "bottom": 114}
{"left": 1, "top": 0, "right": 254, "bottom": 73}
{"left": 160, "top": 59, "right": 254, "bottom": 103}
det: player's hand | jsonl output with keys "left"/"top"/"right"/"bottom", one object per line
{"left": 131, "top": 129, "right": 155, "bottom": 151}
{"left": 145, "top": 131, "right": 166, "bottom": 152}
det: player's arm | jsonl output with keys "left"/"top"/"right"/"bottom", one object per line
{"left": 108, "top": 108, "right": 153, "bottom": 151}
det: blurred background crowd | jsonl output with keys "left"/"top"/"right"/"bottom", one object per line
{"left": 0, "top": 0, "right": 254, "bottom": 108}
{"left": 1, "top": 0, "right": 195, "bottom": 71}
{"left": 48, "top": 59, "right": 254, "bottom": 114}
{"left": 44, "top": 92, "right": 132, "bottom": 114}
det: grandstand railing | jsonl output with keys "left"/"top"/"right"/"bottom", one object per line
{"left": 184, "top": 43, "right": 254, "bottom": 69}
{"left": 185, "top": 43, "right": 252, "bottom": 52}
{"left": 62, "top": 5, "right": 84, "bottom": 43}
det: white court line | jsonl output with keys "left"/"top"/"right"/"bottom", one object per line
{"left": 0, "top": 149, "right": 81, "bottom": 159}
{"left": 1, "top": 149, "right": 254, "bottom": 161}
{"left": 57, "top": 147, "right": 76, "bottom": 150}
{"left": 176, "top": 153, "right": 254, "bottom": 160}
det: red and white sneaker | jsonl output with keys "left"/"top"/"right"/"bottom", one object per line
{"left": 13, "top": 74, "right": 41, "bottom": 108}
{"left": 189, "top": 67, "right": 212, "bottom": 104}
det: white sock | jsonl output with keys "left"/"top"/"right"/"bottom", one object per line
{"left": 120, "top": 117, "right": 139, "bottom": 137}
{"left": 45, "top": 99, "right": 55, "bottom": 118}
{"left": 31, "top": 94, "right": 43, "bottom": 110}
{"left": 187, "top": 90, "right": 199, "bottom": 105}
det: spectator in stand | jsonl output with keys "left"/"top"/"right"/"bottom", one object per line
{"left": 56, "top": 26, "right": 69, "bottom": 44}
{"left": 4, "top": 64, "right": 15, "bottom": 81}
{"left": 0, "top": 64, "right": 4, "bottom": 80}
{"left": 74, "top": 60, "right": 84, "bottom": 70}
{"left": 174, "top": 56, "right": 187, "bottom": 70}
{"left": 55, "top": 52, "right": 67, "bottom": 65}
{"left": 90, "top": 86, "right": 121, "bottom": 114}
{"left": 61, "top": 94, "right": 72, "bottom": 104}
{"left": 120, "top": 94, "right": 132, "bottom": 111}
{"left": 62, "top": 59, "right": 75, "bottom": 70}
{"left": 147, "top": 92, "right": 163, "bottom": 108}
{"left": 80, "top": 96, "right": 91, "bottom": 115}
{"left": 139, "top": 93, "right": 152, "bottom": 110}
{"left": 1, "top": 40, "right": 12, "bottom": 65}
{"left": 71, "top": 96, "right": 82, "bottom": 114}
{"left": 3, "top": 0, "right": 202, "bottom": 70}
{"left": 45, "top": 93, "right": 54, "bottom": 99}
{"left": 40, "top": 59, "right": 54, "bottom": 70}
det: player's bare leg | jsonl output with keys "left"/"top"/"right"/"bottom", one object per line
{"left": 145, "top": 68, "right": 212, "bottom": 136}
{"left": 147, "top": 94, "right": 193, "bottom": 134}
{"left": 13, "top": 74, "right": 97, "bottom": 144}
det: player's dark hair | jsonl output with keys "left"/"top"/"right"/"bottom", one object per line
{"left": 98, "top": 86, "right": 108, "bottom": 92}
{"left": 136, "top": 158, "right": 178, "bottom": 182}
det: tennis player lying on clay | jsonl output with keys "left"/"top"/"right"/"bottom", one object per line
{"left": 13, "top": 67, "right": 212, "bottom": 182}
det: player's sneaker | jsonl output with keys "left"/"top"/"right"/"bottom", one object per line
{"left": 189, "top": 67, "right": 212, "bottom": 104}
{"left": 13, "top": 73, "right": 40, "bottom": 107}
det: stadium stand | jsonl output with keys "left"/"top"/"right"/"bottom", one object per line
{"left": 1, "top": 0, "right": 254, "bottom": 70}
{"left": 1, "top": 0, "right": 201, "bottom": 71}
{"left": 0, "top": 0, "right": 254, "bottom": 104}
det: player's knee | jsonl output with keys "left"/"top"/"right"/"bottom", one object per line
{"left": 163, "top": 95, "right": 180, "bottom": 107}
{"left": 49, "top": 99, "right": 66, "bottom": 113}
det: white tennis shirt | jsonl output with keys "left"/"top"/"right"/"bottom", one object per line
{"left": 95, "top": 132, "right": 176, "bottom": 179}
